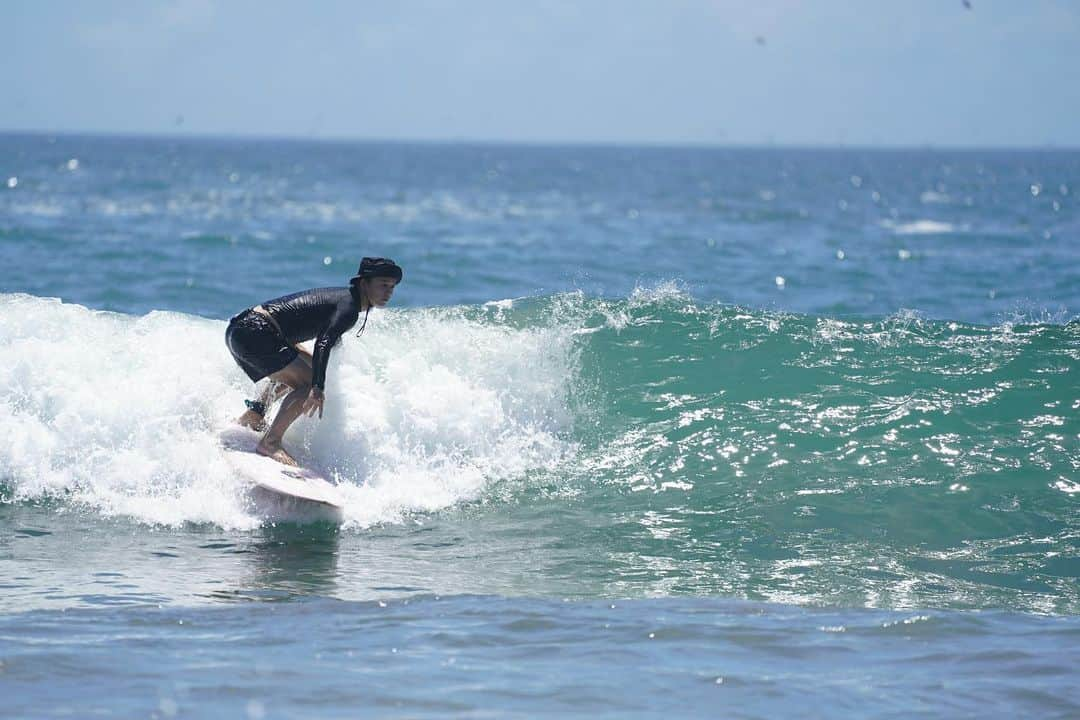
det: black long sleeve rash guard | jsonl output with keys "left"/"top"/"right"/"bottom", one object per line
{"left": 261, "top": 286, "right": 363, "bottom": 390}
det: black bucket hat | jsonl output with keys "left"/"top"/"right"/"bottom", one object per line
{"left": 350, "top": 257, "right": 402, "bottom": 285}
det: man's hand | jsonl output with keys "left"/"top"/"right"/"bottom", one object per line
{"left": 302, "top": 387, "right": 325, "bottom": 419}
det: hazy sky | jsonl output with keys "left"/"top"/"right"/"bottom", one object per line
{"left": 4, "top": 1, "right": 1079, "bottom": 147}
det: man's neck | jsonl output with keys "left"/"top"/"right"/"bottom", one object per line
{"left": 350, "top": 284, "right": 370, "bottom": 311}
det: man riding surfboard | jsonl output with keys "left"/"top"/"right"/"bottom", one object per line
{"left": 225, "top": 257, "right": 402, "bottom": 465}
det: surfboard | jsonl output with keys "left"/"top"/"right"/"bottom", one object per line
{"left": 220, "top": 428, "right": 345, "bottom": 524}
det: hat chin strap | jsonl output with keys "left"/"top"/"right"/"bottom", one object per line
{"left": 355, "top": 306, "right": 372, "bottom": 337}
{"left": 355, "top": 281, "right": 373, "bottom": 337}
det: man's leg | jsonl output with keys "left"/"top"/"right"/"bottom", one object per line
{"left": 236, "top": 382, "right": 280, "bottom": 431}
{"left": 256, "top": 386, "right": 312, "bottom": 466}
{"left": 236, "top": 349, "right": 312, "bottom": 431}
{"left": 255, "top": 357, "right": 314, "bottom": 466}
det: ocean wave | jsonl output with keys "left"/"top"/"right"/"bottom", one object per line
{"left": 3, "top": 290, "right": 1077, "bottom": 611}
{"left": 552, "top": 290, "right": 1078, "bottom": 611}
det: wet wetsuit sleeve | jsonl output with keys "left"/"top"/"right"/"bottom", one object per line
{"left": 310, "top": 305, "right": 358, "bottom": 391}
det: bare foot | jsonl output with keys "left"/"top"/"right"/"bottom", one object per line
{"left": 256, "top": 440, "right": 299, "bottom": 467}
{"left": 236, "top": 409, "right": 267, "bottom": 432}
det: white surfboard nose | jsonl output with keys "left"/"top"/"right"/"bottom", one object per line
{"left": 220, "top": 427, "right": 345, "bottom": 525}
{"left": 250, "top": 482, "right": 345, "bottom": 524}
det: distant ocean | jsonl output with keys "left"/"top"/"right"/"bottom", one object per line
{"left": 2, "top": 133, "right": 1078, "bottom": 718}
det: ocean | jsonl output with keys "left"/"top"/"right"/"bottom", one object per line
{"left": 1, "top": 133, "right": 1078, "bottom": 718}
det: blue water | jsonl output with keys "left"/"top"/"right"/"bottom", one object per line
{"left": 1, "top": 133, "right": 1078, "bottom": 717}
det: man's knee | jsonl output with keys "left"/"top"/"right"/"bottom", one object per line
{"left": 270, "top": 364, "right": 311, "bottom": 390}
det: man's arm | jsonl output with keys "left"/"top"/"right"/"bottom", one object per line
{"left": 309, "top": 307, "right": 356, "bottom": 391}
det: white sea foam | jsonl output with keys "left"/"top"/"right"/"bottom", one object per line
{"left": 7, "top": 201, "right": 67, "bottom": 218}
{"left": 881, "top": 219, "right": 962, "bottom": 235}
{"left": 919, "top": 191, "right": 951, "bottom": 205}
{"left": 628, "top": 280, "right": 691, "bottom": 307}
{"left": 0, "top": 294, "right": 576, "bottom": 529}
{"left": 2, "top": 188, "right": 568, "bottom": 227}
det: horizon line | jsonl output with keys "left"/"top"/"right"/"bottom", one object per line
{"left": 1, "top": 127, "right": 1077, "bottom": 154}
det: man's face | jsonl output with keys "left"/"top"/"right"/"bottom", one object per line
{"left": 365, "top": 277, "right": 398, "bottom": 307}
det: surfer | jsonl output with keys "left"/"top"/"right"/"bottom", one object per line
{"left": 225, "top": 257, "right": 402, "bottom": 465}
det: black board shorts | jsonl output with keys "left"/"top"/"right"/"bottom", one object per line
{"left": 225, "top": 309, "right": 299, "bottom": 382}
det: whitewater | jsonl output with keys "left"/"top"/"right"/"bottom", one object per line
{"left": 0, "top": 292, "right": 575, "bottom": 531}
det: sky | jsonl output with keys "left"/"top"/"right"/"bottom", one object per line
{"left": 3, "top": 0, "right": 1079, "bottom": 147}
